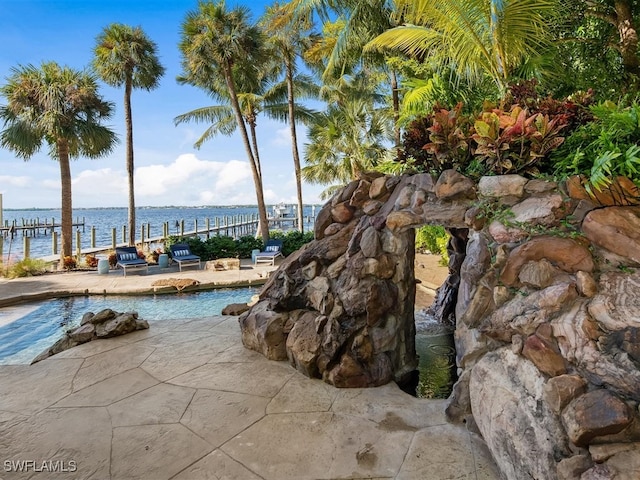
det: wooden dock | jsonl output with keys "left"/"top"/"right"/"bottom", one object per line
{"left": 1, "top": 209, "right": 312, "bottom": 261}
{"left": 1, "top": 218, "right": 86, "bottom": 238}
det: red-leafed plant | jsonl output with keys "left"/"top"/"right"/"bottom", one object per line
{"left": 471, "top": 105, "right": 567, "bottom": 175}
{"left": 62, "top": 256, "right": 77, "bottom": 271}
{"left": 84, "top": 254, "right": 99, "bottom": 268}
{"left": 423, "top": 103, "right": 471, "bottom": 171}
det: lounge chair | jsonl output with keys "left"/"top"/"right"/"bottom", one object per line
{"left": 254, "top": 239, "right": 284, "bottom": 266}
{"left": 170, "top": 243, "right": 201, "bottom": 271}
{"left": 115, "top": 246, "right": 148, "bottom": 276}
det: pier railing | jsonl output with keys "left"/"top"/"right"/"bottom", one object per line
{"left": 1, "top": 211, "right": 309, "bottom": 261}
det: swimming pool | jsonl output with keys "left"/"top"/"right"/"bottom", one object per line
{"left": 0, "top": 287, "right": 259, "bottom": 365}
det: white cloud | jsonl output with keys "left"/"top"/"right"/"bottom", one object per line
{"left": 41, "top": 179, "right": 61, "bottom": 189}
{"left": 271, "top": 127, "right": 292, "bottom": 147}
{"left": 133, "top": 153, "right": 253, "bottom": 205}
{"left": 0, "top": 175, "right": 30, "bottom": 188}
{"left": 73, "top": 168, "right": 128, "bottom": 196}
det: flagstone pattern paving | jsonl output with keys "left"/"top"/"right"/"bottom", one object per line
{"left": 0, "top": 263, "right": 500, "bottom": 479}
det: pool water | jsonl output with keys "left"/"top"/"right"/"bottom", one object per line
{"left": 0, "top": 287, "right": 259, "bottom": 365}
{"left": 414, "top": 310, "right": 457, "bottom": 399}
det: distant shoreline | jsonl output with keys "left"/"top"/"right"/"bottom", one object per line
{"left": 3, "top": 203, "right": 323, "bottom": 212}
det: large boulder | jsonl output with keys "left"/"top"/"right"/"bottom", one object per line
{"left": 470, "top": 348, "right": 571, "bottom": 480}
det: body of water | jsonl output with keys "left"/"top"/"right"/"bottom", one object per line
{"left": 0, "top": 287, "right": 259, "bottom": 365}
{"left": 1, "top": 204, "right": 319, "bottom": 260}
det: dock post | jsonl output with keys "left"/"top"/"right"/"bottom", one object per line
{"left": 122, "top": 226, "right": 126, "bottom": 244}
{"left": 194, "top": 219, "right": 198, "bottom": 237}
{"left": 91, "top": 227, "right": 96, "bottom": 248}
{"left": 215, "top": 217, "right": 220, "bottom": 236}
{"left": 146, "top": 223, "right": 150, "bottom": 239}
{"left": 180, "top": 220, "right": 184, "bottom": 237}
{"left": 111, "top": 228, "right": 116, "bottom": 249}
{"left": 52, "top": 232, "right": 58, "bottom": 255}
{"left": 206, "top": 218, "right": 210, "bottom": 239}
{"left": 140, "top": 225, "right": 145, "bottom": 247}
{"left": 23, "top": 236, "right": 30, "bottom": 259}
{"left": 75, "top": 230, "right": 81, "bottom": 259}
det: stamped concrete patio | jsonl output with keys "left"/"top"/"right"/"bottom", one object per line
{"left": 0, "top": 263, "right": 500, "bottom": 480}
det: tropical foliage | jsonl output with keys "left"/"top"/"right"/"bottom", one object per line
{"left": 4, "top": 0, "right": 640, "bottom": 262}
{"left": 365, "top": 0, "right": 561, "bottom": 94}
{"left": 165, "top": 230, "right": 313, "bottom": 260}
{"left": 178, "top": 0, "right": 271, "bottom": 240}
{"left": 261, "top": 2, "right": 320, "bottom": 232}
{"left": 0, "top": 62, "right": 117, "bottom": 265}
{"left": 552, "top": 101, "right": 640, "bottom": 192}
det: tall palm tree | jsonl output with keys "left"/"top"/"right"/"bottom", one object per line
{"left": 0, "top": 62, "right": 117, "bottom": 266}
{"left": 93, "top": 24, "right": 165, "bottom": 247}
{"left": 288, "top": 0, "right": 403, "bottom": 148}
{"left": 302, "top": 74, "right": 392, "bottom": 199}
{"left": 178, "top": 0, "right": 270, "bottom": 240}
{"left": 365, "top": 0, "right": 560, "bottom": 94}
{"left": 261, "top": 3, "right": 319, "bottom": 232}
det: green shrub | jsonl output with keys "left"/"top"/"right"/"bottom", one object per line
{"left": 236, "top": 235, "right": 263, "bottom": 258}
{"left": 552, "top": 101, "right": 640, "bottom": 192}
{"left": 166, "top": 230, "right": 315, "bottom": 261}
{"left": 203, "top": 235, "right": 237, "bottom": 259}
{"left": 415, "top": 226, "right": 449, "bottom": 266}
{"left": 270, "top": 230, "right": 315, "bottom": 256}
{"left": 3, "top": 258, "right": 48, "bottom": 278}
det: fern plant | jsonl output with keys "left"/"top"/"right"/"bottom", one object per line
{"left": 552, "top": 101, "right": 640, "bottom": 193}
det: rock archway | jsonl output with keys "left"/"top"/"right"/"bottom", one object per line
{"left": 240, "top": 171, "right": 474, "bottom": 388}
{"left": 240, "top": 170, "right": 640, "bottom": 479}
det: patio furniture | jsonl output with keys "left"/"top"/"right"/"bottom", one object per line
{"left": 115, "top": 246, "right": 148, "bottom": 276}
{"left": 254, "top": 239, "right": 284, "bottom": 266}
{"left": 170, "top": 244, "right": 201, "bottom": 271}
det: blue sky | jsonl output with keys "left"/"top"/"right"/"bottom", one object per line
{"left": 0, "top": 0, "right": 325, "bottom": 209}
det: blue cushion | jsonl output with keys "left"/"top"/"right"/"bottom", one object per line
{"left": 121, "top": 252, "right": 137, "bottom": 261}
{"left": 266, "top": 245, "right": 278, "bottom": 252}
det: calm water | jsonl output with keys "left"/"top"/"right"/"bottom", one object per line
{"left": 1, "top": 205, "right": 319, "bottom": 260}
{"left": 0, "top": 287, "right": 259, "bottom": 365}
{"left": 1, "top": 290, "right": 456, "bottom": 399}
{"left": 415, "top": 311, "right": 457, "bottom": 399}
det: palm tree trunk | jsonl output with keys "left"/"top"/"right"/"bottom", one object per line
{"left": 286, "top": 62, "right": 305, "bottom": 232}
{"left": 125, "top": 78, "right": 136, "bottom": 246}
{"left": 223, "top": 64, "right": 270, "bottom": 240}
{"left": 57, "top": 139, "right": 73, "bottom": 267}
{"left": 390, "top": 70, "right": 401, "bottom": 152}
{"left": 248, "top": 117, "right": 262, "bottom": 179}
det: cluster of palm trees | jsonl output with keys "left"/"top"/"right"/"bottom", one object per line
{"left": 2, "top": 0, "right": 630, "bottom": 267}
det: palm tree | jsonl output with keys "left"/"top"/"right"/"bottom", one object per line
{"left": 365, "top": 0, "right": 560, "bottom": 95}
{"left": 261, "top": 3, "right": 319, "bottom": 232}
{"left": 93, "top": 24, "right": 165, "bottom": 247}
{"left": 288, "top": 0, "right": 404, "bottom": 148}
{"left": 0, "top": 62, "right": 117, "bottom": 266}
{"left": 174, "top": 64, "right": 317, "bottom": 186}
{"left": 178, "top": 0, "right": 270, "bottom": 240}
{"left": 302, "top": 74, "right": 392, "bottom": 199}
